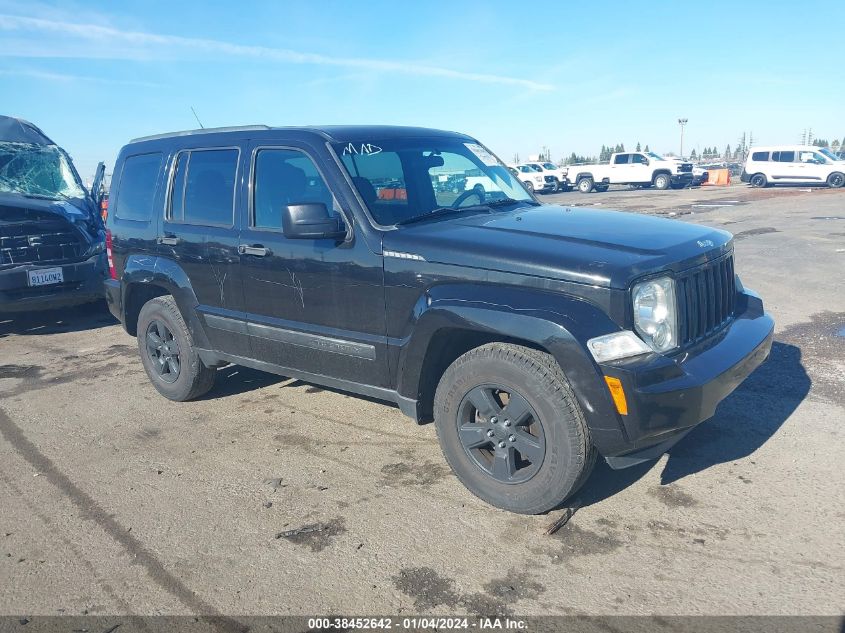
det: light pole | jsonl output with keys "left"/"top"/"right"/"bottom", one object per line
{"left": 678, "top": 118, "right": 688, "bottom": 159}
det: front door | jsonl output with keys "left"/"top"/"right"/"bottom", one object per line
{"left": 238, "top": 142, "right": 388, "bottom": 387}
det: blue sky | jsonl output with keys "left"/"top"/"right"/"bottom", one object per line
{"left": 1, "top": 0, "right": 843, "bottom": 180}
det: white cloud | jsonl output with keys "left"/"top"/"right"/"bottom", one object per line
{"left": 0, "top": 13, "right": 554, "bottom": 91}
{"left": 0, "top": 67, "right": 159, "bottom": 87}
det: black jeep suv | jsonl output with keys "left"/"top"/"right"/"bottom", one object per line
{"left": 104, "top": 125, "right": 773, "bottom": 514}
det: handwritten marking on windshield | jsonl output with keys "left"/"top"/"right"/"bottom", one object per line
{"left": 342, "top": 143, "right": 382, "bottom": 156}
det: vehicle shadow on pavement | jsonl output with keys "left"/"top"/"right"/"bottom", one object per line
{"left": 0, "top": 301, "right": 116, "bottom": 339}
{"left": 201, "top": 365, "right": 288, "bottom": 399}
{"left": 578, "top": 341, "right": 810, "bottom": 504}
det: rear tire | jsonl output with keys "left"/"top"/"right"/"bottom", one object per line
{"left": 653, "top": 173, "right": 671, "bottom": 190}
{"left": 827, "top": 172, "right": 844, "bottom": 188}
{"left": 577, "top": 177, "right": 594, "bottom": 193}
{"left": 137, "top": 295, "right": 216, "bottom": 401}
{"left": 750, "top": 173, "right": 767, "bottom": 188}
{"left": 434, "top": 343, "right": 594, "bottom": 514}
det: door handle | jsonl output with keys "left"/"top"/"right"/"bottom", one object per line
{"left": 238, "top": 244, "right": 270, "bottom": 257}
{"left": 157, "top": 235, "right": 180, "bottom": 246}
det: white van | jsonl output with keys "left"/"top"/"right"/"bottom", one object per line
{"left": 742, "top": 145, "right": 845, "bottom": 188}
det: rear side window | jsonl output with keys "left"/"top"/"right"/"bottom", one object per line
{"left": 772, "top": 151, "right": 795, "bottom": 162}
{"left": 168, "top": 148, "right": 239, "bottom": 226}
{"left": 751, "top": 151, "right": 769, "bottom": 161}
{"left": 114, "top": 152, "right": 162, "bottom": 221}
{"left": 613, "top": 154, "right": 629, "bottom": 164}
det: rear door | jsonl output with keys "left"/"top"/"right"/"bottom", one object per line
{"left": 608, "top": 153, "right": 631, "bottom": 183}
{"left": 159, "top": 144, "right": 249, "bottom": 356}
{"left": 770, "top": 150, "right": 797, "bottom": 181}
{"left": 237, "top": 140, "right": 388, "bottom": 386}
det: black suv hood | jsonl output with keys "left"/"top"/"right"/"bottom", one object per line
{"left": 382, "top": 204, "right": 733, "bottom": 289}
{"left": 0, "top": 192, "right": 102, "bottom": 236}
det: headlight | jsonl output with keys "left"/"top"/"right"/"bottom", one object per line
{"left": 632, "top": 276, "right": 678, "bottom": 353}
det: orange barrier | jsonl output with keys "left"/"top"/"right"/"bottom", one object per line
{"left": 378, "top": 187, "right": 407, "bottom": 200}
{"left": 702, "top": 169, "right": 731, "bottom": 186}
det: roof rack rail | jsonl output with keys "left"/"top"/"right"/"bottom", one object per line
{"left": 130, "top": 125, "right": 272, "bottom": 143}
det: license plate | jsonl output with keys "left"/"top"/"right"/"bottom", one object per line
{"left": 27, "top": 267, "right": 64, "bottom": 287}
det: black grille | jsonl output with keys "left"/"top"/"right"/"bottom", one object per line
{"left": 0, "top": 223, "right": 83, "bottom": 266}
{"left": 678, "top": 162, "right": 693, "bottom": 173}
{"left": 677, "top": 255, "right": 736, "bottom": 346}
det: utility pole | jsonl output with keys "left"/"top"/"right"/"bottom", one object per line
{"left": 678, "top": 118, "right": 688, "bottom": 158}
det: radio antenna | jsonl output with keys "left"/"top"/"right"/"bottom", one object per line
{"left": 190, "top": 106, "right": 204, "bottom": 129}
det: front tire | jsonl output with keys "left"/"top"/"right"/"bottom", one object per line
{"left": 827, "top": 172, "right": 845, "bottom": 188}
{"left": 137, "top": 295, "right": 216, "bottom": 401}
{"left": 750, "top": 173, "right": 768, "bottom": 188}
{"left": 653, "top": 173, "right": 671, "bottom": 190}
{"left": 524, "top": 180, "right": 535, "bottom": 193}
{"left": 577, "top": 177, "right": 594, "bottom": 193}
{"left": 434, "top": 343, "right": 594, "bottom": 514}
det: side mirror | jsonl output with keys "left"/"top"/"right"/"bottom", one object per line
{"left": 282, "top": 203, "right": 346, "bottom": 240}
{"left": 643, "top": 158, "right": 650, "bottom": 166}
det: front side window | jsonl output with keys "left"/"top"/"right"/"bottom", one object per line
{"left": 169, "top": 149, "right": 238, "bottom": 226}
{"left": 114, "top": 152, "right": 162, "bottom": 221}
{"left": 253, "top": 149, "right": 337, "bottom": 230}
{"left": 631, "top": 154, "right": 647, "bottom": 164}
{"left": 335, "top": 138, "right": 533, "bottom": 225}
{"left": 798, "top": 151, "right": 828, "bottom": 164}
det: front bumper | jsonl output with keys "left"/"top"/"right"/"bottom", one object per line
{"left": 671, "top": 173, "right": 694, "bottom": 186}
{"left": 0, "top": 254, "right": 106, "bottom": 313}
{"left": 598, "top": 289, "right": 774, "bottom": 468}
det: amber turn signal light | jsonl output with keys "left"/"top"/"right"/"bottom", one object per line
{"left": 604, "top": 376, "right": 628, "bottom": 416}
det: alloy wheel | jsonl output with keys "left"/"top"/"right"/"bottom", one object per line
{"left": 145, "top": 319, "right": 181, "bottom": 383}
{"left": 456, "top": 384, "right": 546, "bottom": 484}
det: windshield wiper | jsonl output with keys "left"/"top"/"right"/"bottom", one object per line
{"left": 482, "top": 197, "right": 540, "bottom": 207}
{"left": 396, "top": 206, "right": 483, "bottom": 225}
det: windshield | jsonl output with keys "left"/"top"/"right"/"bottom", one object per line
{"left": 334, "top": 138, "right": 533, "bottom": 226}
{"left": 0, "top": 142, "right": 86, "bottom": 199}
{"left": 817, "top": 148, "right": 839, "bottom": 161}
{"left": 542, "top": 163, "right": 557, "bottom": 170}
{"left": 646, "top": 151, "right": 664, "bottom": 161}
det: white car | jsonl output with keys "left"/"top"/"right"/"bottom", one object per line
{"left": 524, "top": 161, "right": 569, "bottom": 191}
{"left": 507, "top": 164, "right": 556, "bottom": 193}
{"left": 742, "top": 145, "right": 845, "bottom": 188}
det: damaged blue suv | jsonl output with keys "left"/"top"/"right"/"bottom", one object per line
{"left": 0, "top": 116, "right": 106, "bottom": 313}
{"left": 104, "top": 125, "right": 774, "bottom": 514}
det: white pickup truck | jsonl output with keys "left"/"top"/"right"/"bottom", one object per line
{"left": 567, "top": 151, "right": 694, "bottom": 193}
{"left": 524, "top": 161, "right": 569, "bottom": 191}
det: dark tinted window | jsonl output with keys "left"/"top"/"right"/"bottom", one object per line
{"left": 114, "top": 153, "right": 162, "bottom": 221}
{"left": 631, "top": 153, "right": 647, "bottom": 164}
{"left": 613, "top": 154, "right": 629, "bottom": 164}
{"left": 751, "top": 151, "right": 769, "bottom": 161}
{"left": 178, "top": 149, "right": 238, "bottom": 226}
{"left": 772, "top": 151, "right": 795, "bottom": 163}
{"left": 253, "top": 149, "right": 336, "bottom": 230}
